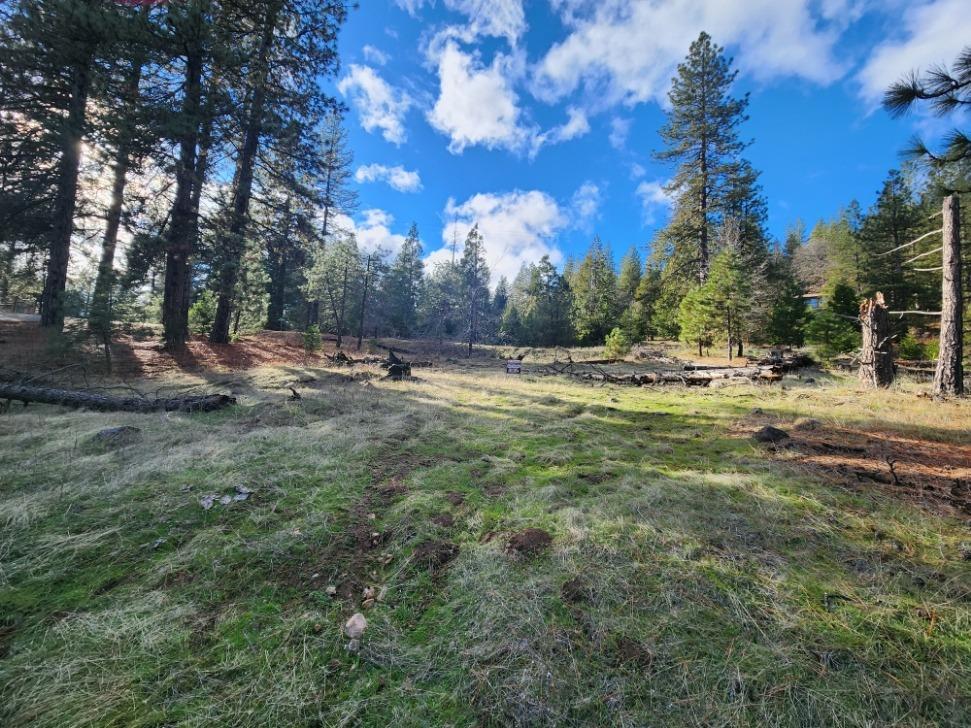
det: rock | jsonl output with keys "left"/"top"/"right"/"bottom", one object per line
{"left": 793, "top": 418, "right": 821, "bottom": 431}
{"left": 325, "top": 585, "right": 337, "bottom": 596}
{"left": 93, "top": 425, "right": 141, "bottom": 447}
{"left": 753, "top": 425, "right": 789, "bottom": 444}
{"left": 344, "top": 612, "right": 367, "bottom": 640}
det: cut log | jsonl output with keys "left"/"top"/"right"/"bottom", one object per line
{"left": 0, "top": 383, "right": 235, "bottom": 413}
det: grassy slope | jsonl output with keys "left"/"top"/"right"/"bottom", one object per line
{"left": 0, "top": 366, "right": 969, "bottom": 727}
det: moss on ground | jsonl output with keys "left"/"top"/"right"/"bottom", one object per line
{"left": 0, "top": 366, "right": 969, "bottom": 726}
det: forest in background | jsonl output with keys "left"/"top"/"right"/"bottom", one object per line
{"left": 0, "top": 1, "right": 968, "bottom": 364}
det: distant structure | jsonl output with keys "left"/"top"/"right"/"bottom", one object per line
{"left": 802, "top": 292, "right": 824, "bottom": 310}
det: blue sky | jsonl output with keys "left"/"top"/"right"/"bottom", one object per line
{"left": 323, "top": 0, "right": 970, "bottom": 285}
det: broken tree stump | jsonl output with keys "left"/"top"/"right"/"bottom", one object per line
{"left": 859, "top": 292, "right": 894, "bottom": 389}
{"left": 0, "top": 383, "right": 236, "bottom": 413}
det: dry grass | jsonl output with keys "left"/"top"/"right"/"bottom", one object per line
{"left": 1, "top": 358, "right": 969, "bottom": 726}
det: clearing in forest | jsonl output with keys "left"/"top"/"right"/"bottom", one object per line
{"left": 1, "top": 349, "right": 969, "bottom": 726}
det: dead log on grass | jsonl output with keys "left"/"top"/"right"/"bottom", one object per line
{"left": 0, "top": 383, "right": 236, "bottom": 413}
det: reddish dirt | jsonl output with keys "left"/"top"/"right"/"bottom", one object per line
{"left": 431, "top": 513, "right": 455, "bottom": 527}
{"left": 445, "top": 492, "right": 465, "bottom": 506}
{"left": 507, "top": 528, "right": 553, "bottom": 555}
{"left": 742, "top": 417, "right": 971, "bottom": 519}
{"left": 0, "top": 320, "right": 354, "bottom": 378}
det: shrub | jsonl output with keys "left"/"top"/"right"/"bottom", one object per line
{"left": 604, "top": 326, "right": 632, "bottom": 358}
{"left": 303, "top": 324, "right": 322, "bottom": 352}
{"left": 188, "top": 290, "right": 217, "bottom": 335}
{"left": 897, "top": 331, "right": 927, "bottom": 360}
{"left": 805, "top": 309, "right": 860, "bottom": 360}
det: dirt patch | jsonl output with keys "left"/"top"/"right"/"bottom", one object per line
{"left": 507, "top": 528, "right": 553, "bottom": 556}
{"left": 744, "top": 418, "right": 971, "bottom": 518}
{"left": 432, "top": 513, "right": 455, "bottom": 527}
{"left": 561, "top": 576, "right": 591, "bottom": 604}
{"left": 484, "top": 484, "right": 507, "bottom": 498}
{"left": 412, "top": 540, "right": 459, "bottom": 571}
{"left": 445, "top": 491, "right": 465, "bottom": 506}
{"left": 612, "top": 636, "right": 654, "bottom": 671}
{"left": 376, "top": 478, "right": 408, "bottom": 503}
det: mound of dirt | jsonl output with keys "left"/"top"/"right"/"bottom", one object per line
{"left": 507, "top": 528, "right": 553, "bottom": 555}
{"left": 431, "top": 513, "right": 455, "bottom": 527}
{"left": 413, "top": 540, "right": 459, "bottom": 570}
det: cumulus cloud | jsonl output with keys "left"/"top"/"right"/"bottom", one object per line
{"left": 333, "top": 209, "right": 408, "bottom": 256}
{"left": 426, "top": 190, "right": 566, "bottom": 284}
{"left": 533, "top": 1, "right": 848, "bottom": 106}
{"left": 529, "top": 106, "right": 591, "bottom": 157}
{"left": 570, "top": 181, "right": 603, "bottom": 229}
{"left": 609, "top": 117, "right": 631, "bottom": 150}
{"left": 354, "top": 163, "right": 423, "bottom": 193}
{"left": 396, "top": 0, "right": 526, "bottom": 44}
{"left": 337, "top": 65, "right": 413, "bottom": 145}
{"left": 635, "top": 180, "right": 674, "bottom": 225}
{"left": 427, "top": 40, "right": 534, "bottom": 154}
{"left": 362, "top": 45, "right": 390, "bottom": 66}
{"left": 857, "top": 0, "right": 971, "bottom": 109}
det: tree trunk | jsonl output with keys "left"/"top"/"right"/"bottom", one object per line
{"left": 934, "top": 194, "right": 964, "bottom": 397}
{"left": 161, "top": 31, "right": 204, "bottom": 350}
{"left": 40, "top": 54, "right": 91, "bottom": 330}
{"left": 859, "top": 292, "right": 894, "bottom": 388}
{"left": 737, "top": 339, "right": 744, "bottom": 358}
{"left": 0, "top": 383, "right": 234, "bottom": 413}
{"left": 357, "top": 255, "right": 372, "bottom": 350}
{"left": 336, "top": 261, "right": 348, "bottom": 348}
{"left": 90, "top": 57, "right": 143, "bottom": 333}
{"left": 210, "top": 1, "right": 280, "bottom": 344}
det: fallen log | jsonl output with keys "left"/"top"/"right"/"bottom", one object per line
{"left": 0, "top": 383, "right": 236, "bottom": 413}
{"left": 552, "top": 364, "right": 786, "bottom": 387}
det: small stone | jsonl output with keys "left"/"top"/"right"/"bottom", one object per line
{"left": 346, "top": 638, "right": 360, "bottom": 653}
{"left": 93, "top": 426, "right": 141, "bottom": 447}
{"left": 325, "top": 585, "right": 337, "bottom": 596}
{"left": 344, "top": 612, "right": 367, "bottom": 640}
{"left": 753, "top": 425, "right": 789, "bottom": 444}
{"left": 363, "top": 586, "right": 376, "bottom": 600}
{"left": 199, "top": 495, "right": 216, "bottom": 510}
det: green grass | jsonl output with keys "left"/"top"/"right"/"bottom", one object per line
{"left": 1, "top": 365, "right": 969, "bottom": 726}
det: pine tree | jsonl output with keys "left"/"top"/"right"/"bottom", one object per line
{"left": 308, "top": 111, "right": 357, "bottom": 325}
{"left": 570, "top": 237, "right": 616, "bottom": 344}
{"left": 706, "top": 244, "right": 752, "bottom": 360}
{"left": 305, "top": 232, "right": 360, "bottom": 348}
{"left": 616, "top": 246, "right": 642, "bottom": 311}
{"left": 458, "top": 225, "right": 490, "bottom": 356}
{"left": 521, "top": 255, "right": 573, "bottom": 346}
{"left": 856, "top": 170, "right": 923, "bottom": 314}
{"left": 678, "top": 285, "right": 715, "bottom": 357}
{"left": 655, "top": 32, "right": 752, "bottom": 285}
{"left": 384, "top": 223, "right": 424, "bottom": 336}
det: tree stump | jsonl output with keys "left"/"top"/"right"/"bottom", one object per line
{"left": 859, "top": 292, "right": 894, "bottom": 388}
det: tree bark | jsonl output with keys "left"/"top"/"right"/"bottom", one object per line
{"left": 0, "top": 383, "right": 234, "bottom": 413}
{"left": 934, "top": 194, "right": 964, "bottom": 397}
{"left": 90, "top": 57, "right": 144, "bottom": 332}
{"left": 210, "top": 1, "right": 280, "bottom": 343}
{"left": 161, "top": 21, "right": 204, "bottom": 350}
{"left": 357, "top": 254, "right": 372, "bottom": 350}
{"left": 40, "top": 54, "right": 92, "bottom": 330}
{"left": 859, "top": 292, "right": 894, "bottom": 388}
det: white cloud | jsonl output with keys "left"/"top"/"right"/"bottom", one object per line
{"left": 427, "top": 190, "right": 566, "bottom": 284}
{"left": 362, "top": 45, "right": 390, "bottom": 66}
{"left": 857, "top": 0, "right": 971, "bottom": 108}
{"left": 609, "top": 117, "right": 631, "bottom": 149}
{"left": 337, "top": 65, "right": 413, "bottom": 145}
{"left": 397, "top": 0, "right": 526, "bottom": 44}
{"left": 533, "top": 1, "right": 848, "bottom": 107}
{"left": 427, "top": 40, "right": 534, "bottom": 154}
{"left": 354, "top": 163, "right": 423, "bottom": 193}
{"left": 635, "top": 180, "right": 674, "bottom": 225}
{"left": 629, "top": 162, "right": 646, "bottom": 179}
{"left": 529, "top": 106, "right": 591, "bottom": 157}
{"left": 571, "top": 181, "right": 603, "bottom": 229}
{"left": 333, "top": 209, "right": 408, "bottom": 256}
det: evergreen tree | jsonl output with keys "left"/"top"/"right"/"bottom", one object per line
{"left": 521, "top": 255, "right": 573, "bottom": 346}
{"left": 383, "top": 223, "right": 424, "bottom": 336}
{"left": 678, "top": 285, "right": 715, "bottom": 357}
{"left": 570, "top": 237, "right": 617, "bottom": 344}
{"left": 616, "top": 246, "right": 642, "bottom": 312}
{"left": 654, "top": 32, "right": 752, "bottom": 284}
{"left": 305, "top": 232, "right": 360, "bottom": 348}
{"left": 458, "top": 225, "right": 490, "bottom": 356}
{"left": 705, "top": 244, "right": 752, "bottom": 360}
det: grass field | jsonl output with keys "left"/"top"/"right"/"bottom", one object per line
{"left": 1, "top": 355, "right": 970, "bottom": 726}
